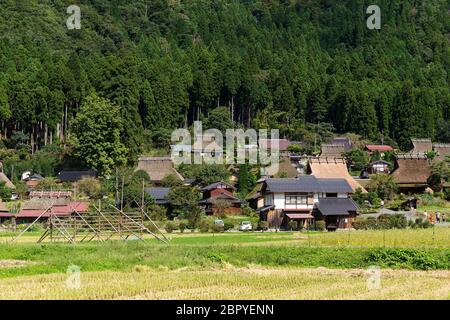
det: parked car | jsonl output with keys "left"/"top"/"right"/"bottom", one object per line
{"left": 214, "top": 219, "right": 224, "bottom": 227}
{"left": 239, "top": 221, "right": 252, "bottom": 231}
{"left": 10, "top": 193, "right": 19, "bottom": 201}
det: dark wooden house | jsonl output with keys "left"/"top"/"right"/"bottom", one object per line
{"left": 199, "top": 181, "right": 245, "bottom": 215}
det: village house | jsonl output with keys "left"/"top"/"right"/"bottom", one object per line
{"left": 261, "top": 156, "right": 300, "bottom": 178}
{"left": 319, "top": 144, "right": 345, "bottom": 158}
{"left": 199, "top": 181, "right": 245, "bottom": 215}
{"left": 330, "top": 137, "right": 352, "bottom": 152}
{"left": 145, "top": 187, "right": 171, "bottom": 206}
{"left": 56, "top": 170, "right": 96, "bottom": 183}
{"left": 22, "top": 173, "right": 44, "bottom": 190}
{"left": 256, "top": 175, "right": 358, "bottom": 231}
{"left": 308, "top": 157, "right": 367, "bottom": 192}
{"left": 431, "top": 143, "right": 450, "bottom": 163}
{"left": 0, "top": 162, "right": 15, "bottom": 189}
{"left": 364, "top": 144, "right": 394, "bottom": 155}
{"left": 410, "top": 138, "right": 433, "bottom": 155}
{"left": 364, "top": 160, "right": 392, "bottom": 175}
{"left": 391, "top": 154, "right": 431, "bottom": 193}
{"left": 191, "top": 133, "right": 224, "bottom": 159}
{"left": 136, "top": 156, "right": 184, "bottom": 186}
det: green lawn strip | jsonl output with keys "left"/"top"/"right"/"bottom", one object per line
{"left": 0, "top": 242, "right": 449, "bottom": 279}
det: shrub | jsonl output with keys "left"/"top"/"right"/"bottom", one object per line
{"left": 223, "top": 221, "right": 234, "bottom": 231}
{"left": 77, "top": 177, "right": 101, "bottom": 199}
{"left": 288, "top": 220, "right": 298, "bottom": 231}
{"left": 421, "top": 220, "right": 432, "bottom": 229}
{"left": 164, "top": 221, "right": 177, "bottom": 233}
{"left": 211, "top": 224, "right": 224, "bottom": 233}
{"left": 198, "top": 220, "right": 210, "bottom": 233}
{"left": 315, "top": 220, "right": 326, "bottom": 231}
{"left": 354, "top": 215, "right": 407, "bottom": 230}
{"left": 367, "top": 248, "right": 442, "bottom": 270}
{"left": 258, "top": 221, "right": 269, "bottom": 232}
{"left": 178, "top": 221, "right": 187, "bottom": 233}
{"left": 241, "top": 205, "right": 257, "bottom": 217}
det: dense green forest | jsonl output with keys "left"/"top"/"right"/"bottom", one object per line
{"left": 0, "top": 0, "right": 449, "bottom": 167}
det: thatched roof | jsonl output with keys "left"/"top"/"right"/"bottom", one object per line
{"left": 136, "top": 157, "right": 184, "bottom": 182}
{"left": 433, "top": 143, "right": 450, "bottom": 162}
{"left": 308, "top": 157, "right": 367, "bottom": 193}
{"left": 262, "top": 157, "right": 299, "bottom": 178}
{"left": 0, "top": 201, "right": 8, "bottom": 212}
{"left": 391, "top": 154, "right": 431, "bottom": 185}
{"left": 411, "top": 138, "right": 432, "bottom": 154}
{"left": 320, "top": 144, "right": 345, "bottom": 157}
{"left": 0, "top": 172, "right": 15, "bottom": 189}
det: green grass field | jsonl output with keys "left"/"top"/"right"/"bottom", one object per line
{"left": 0, "top": 228, "right": 449, "bottom": 299}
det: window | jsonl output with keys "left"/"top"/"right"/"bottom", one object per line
{"left": 285, "top": 193, "right": 308, "bottom": 206}
{"left": 326, "top": 193, "right": 338, "bottom": 198}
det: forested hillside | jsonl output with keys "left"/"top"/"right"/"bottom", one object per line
{"left": 0, "top": 0, "right": 449, "bottom": 160}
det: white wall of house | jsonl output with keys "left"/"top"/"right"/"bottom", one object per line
{"left": 265, "top": 192, "right": 350, "bottom": 210}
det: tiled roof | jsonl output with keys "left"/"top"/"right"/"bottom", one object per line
{"left": 200, "top": 181, "right": 235, "bottom": 191}
{"left": 57, "top": 170, "right": 96, "bottom": 182}
{"left": 265, "top": 176, "right": 352, "bottom": 193}
{"left": 145, "top": 188, "right": 171, "bottom": 204}
{"left": 316, "top": 198, "right": 359, "bottom": 216}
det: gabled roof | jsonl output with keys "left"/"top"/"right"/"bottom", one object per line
{"left": 368, "top": 160, "right": 391, "bottom": 166}
{"left": 57, "top": 170, "right": 96, "bottom": 182}
{"left": 136, "top": 157, "right": 184, "bottom": 182}
{"left": 0, "top": 172, "right": 15, "bottom": 189}
{"left": 145, "top": 187, "right": 171, "bottom": 205}
{"left": 199, "top": 191, "right": 244, "bottom": 204}
{"left": 433, "top": 143, "right": 450, "bottom": 162}
{"left": 262, "top": 156, "right": 299, "bottom": 178}
{"left": 391, "top": 155, "right": 431, "bottom": 185}
{"left": 320, "top": 144, "right": 345, "bottom": 157}
{"left": 411, "top": 138, "right": 433, "bottom": 154}
{"left": 0, "top": 201, "right": 8, "bottom": 212}
{"left": 264, "top": 176, "right": 352, "bottom": 194}
{"left": 259, "top": 139, "right": 291, "bottom": 151}
{"left": 200, "top": 181, "right": 235, "bottom": 192}
{"left": 365, "top": 145, "right": 394, "bottom": 152}
{"left": 265, "top": 176, "right": 322, "bottom": 193}
{"left": 316, "top": 178, "right": 353, "bottom": 194}
{"left": 25, "top": 174, "right": 44, "bottom": 181}
{"left": 192, "top": 134, "right": 223, "bottom": 152}
{"left": 308, "top": 158, "right": 367, "bottom": 192}
{"left": 316, "top": 198, "right": 359, "bottom": 216}
{"left": 330, "top": 137, "right": 352, "bottom": 152}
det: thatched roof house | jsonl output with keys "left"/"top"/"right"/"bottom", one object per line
{"left": 433, "top": 143, "right": 450, "bottom": 162}
{"left": 320, "top": 144, "right": 345, "bottom": 157}
{"left": 261, "top": 156, "right": 300, "bottom": 178}
{"left": 0, "top": 162, "right": 15, "bottom": 189}
{"left": 391, "top": 154, "right": 431, "bottom": 192}
{"left": 330, "top": 137, "right": 352, "bottom": 152}
{"left": 308, "top": 158, "right": 366, "bottom": 193}
{"left": 410, "top": 139, "right": 433, "bottom": 154}
{"left": 136, "top": 157, "right": 183, "bottom": 184}
{"left": 0, "top": 201, "right": 8, "bottom": 212}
